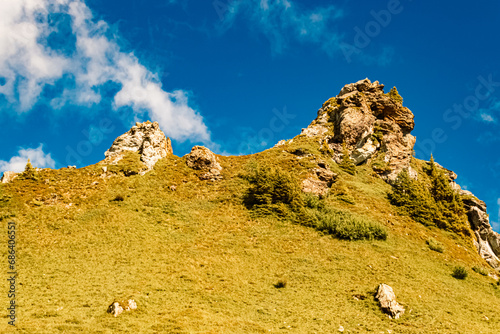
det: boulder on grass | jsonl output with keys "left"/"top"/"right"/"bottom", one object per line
{"left": 375, "top": 284, "right": 405, "bottom": 319}
{"left": 107, "top": 299, "right": 137, "bottom": 317}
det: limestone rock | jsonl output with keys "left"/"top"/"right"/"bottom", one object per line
{"left": 107, "top": 299, "right": 137, "bottom": 317}
{"left": 104, "top": 121, "right": 173, "bottom": 171}
{"left": 1, "top": 171, "right": 18, "bottom": 183}
{"left": 303, "top": 79, "right": 416, "bottom": 181}
{"left": 375, "top": 284, "right": 405, "bottom": 319}
{"left": 461, "top": 191, "right": 500, "bottom": 269}
{"left": 185, "top": 146, "right": 222, "bottom": 181}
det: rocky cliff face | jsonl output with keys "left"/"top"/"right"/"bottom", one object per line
{"left": 461, "top": 190, "right": 500, "bottom": 269}
{"left": 302, "top": 78, "right": 416, "bottom": 182}
{"left": 104, "top": 121, "right": 173, "bottom": 171}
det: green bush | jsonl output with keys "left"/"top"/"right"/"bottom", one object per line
{"left": 243, "top": 163, "right": 386, "bottom": 241}
{"left": 452, "top": 266, "right": 468, "bottom": 280}
{"left": 472, "top": 266, "right": 488, "bottom": 276}
{"left": 389, "top": 157, "right": 471, "bottom": 236}
{"left": 426, "top": 238, "right": 444, "bottom": 253}
{"left": 309, "top": 208, "right": 387, "bottom": 241}
{"left": 20, "top": 159, "right": 38, "bottom": 181}
{"left": 243, "top": 164, "right": 304, "bottom": 220}
{"left": 387, "top": 87, "right": 403, "bottom": 104}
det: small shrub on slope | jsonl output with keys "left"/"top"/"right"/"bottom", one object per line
{"left": 452, "top": 266, "right": 468, "bottom": 280}
{"left": 389, "top": 157, "right": 471, "bottom": 237}
{"left": 19, "top": 159, "right": 38, "bottom": 181}
{"left": 243, "top": 163, "right": 386, "bottom": 241}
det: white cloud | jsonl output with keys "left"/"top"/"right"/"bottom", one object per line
{"left": 220, "top": 0, "right": 344, "bottom": 55}
{"left": 480, "top": 113, "right": 496, "bottom": 123}
{"left": 0, "top": 145, "right": 56, "bottom": 173}
{"left": 0, "top": 0, "right": 211, "bottom": 143}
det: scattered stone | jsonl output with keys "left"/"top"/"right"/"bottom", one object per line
{"left": 104, "top": 121, "right": 173, "bottom": 171}
{"left": 102, "top": 166, "right": 107, "bottom": 173}
{"left": 67, "top": 165, "right": 76, "bottom": 169}
{"left": 1, "top": 171, "right": 18, "bottom": 183}
{"left": 107, "top": 299, "right": 137, "bottom": 317}
{"left": 169, "top": 185, "right": 177, "bottom": 191}
{"left": 338, "top": 325, "right": 344, "bottom": 332}
{"left": 375, "top": 284, "right": 405, "bottom": 319}
{"left": 185, "top": 146, "right": 222, "bottom": 181}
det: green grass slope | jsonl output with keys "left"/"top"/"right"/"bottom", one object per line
{"left": 0, "top": 145, "right": 499, "bottom": 333}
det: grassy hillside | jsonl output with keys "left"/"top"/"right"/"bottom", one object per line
{"left": 1, "top": 144, "right": 499, "bottom": 333}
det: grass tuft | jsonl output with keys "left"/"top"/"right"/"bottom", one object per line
{"left": 426, "top": 238, "right": 444, "bottom": 253}
{"left": 452, "top": 266, "right": 468, "bottom": 280}
{"left": 472, "top": 266, "right": 489, "bottom": 276}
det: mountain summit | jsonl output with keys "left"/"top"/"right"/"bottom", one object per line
{"left": 301, "top": 78, "right": 416, "bottom": 181}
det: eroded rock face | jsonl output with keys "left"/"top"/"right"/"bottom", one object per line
{"left": 375, "top": 284, "right": 405, "bottom": 319}
{"left": 104, "top": 121, "right": 173, "bottom": 170}
{"left": 1, "top": 171, "right": 18, "bottom": 183}
{"left": 461, "top": 191, "right": 500, "bottom": 269}
{"left": 302, "top": 163, "right": 338, "bottom": 196}
{"left": 303, "top": 78, "right": 416, "bottom": 182}
{"left": 185, "top": 146, "right": 222, "bottom": 181}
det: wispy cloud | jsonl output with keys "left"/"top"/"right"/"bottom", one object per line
{"left": 219, "top": 0, "right": 344, "bottom": 55}
{"left": 0, "top": 0, "right": 211, "bottom": 143}
{"left": 0, "top": 145, "right": 55, "bottom": 174}
{"left": 480, "top": 113, "right": 496, "bottom": 123}
{"left": 477, "top": 97, "right": 499, "bottom": 124}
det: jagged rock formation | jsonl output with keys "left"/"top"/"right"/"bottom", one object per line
{"left": 1, "top": 171, "right": 18, "bottom": 183}
{"left": 375, "top": 284, "right": 405, "bottom": 319}
{"left": 461, "top": 191, "right": 500, "bottom": 269}
{"left": 302, "top": 78, "right": 416, "bottom": 182}
{"left": 104, "top": 121, "right": 173, "bottom": 171}
{"left": 185, "top": 146, "right": 223, "bottom": 181}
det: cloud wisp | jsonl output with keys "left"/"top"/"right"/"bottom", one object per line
{"left": 0, "top": 145, "right": 55, "bottom": 174}
{"left": 218, "top": 0, "right": 344, "bottom": 56}
{"left": 0, "top": 0, "right": 211, "bottom": 143}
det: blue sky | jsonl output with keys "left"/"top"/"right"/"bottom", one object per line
{"left": 0, "top": 0, "right": 499, "bottom": 230}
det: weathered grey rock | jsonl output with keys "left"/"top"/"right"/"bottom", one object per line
{"left": 303, "top": 79, "right": 416, "bottom": 181}
{"left": 185, "top": 146, "right": 222, "bottom": 181}
{"left": 104, "top": 121, "right": 173, "bottom": 171}
{"left": 1, "top": 171, "right": 18, "bottom": 183}
{"left": 375, "top": 284, "right": 405, "bottom": 319}
{"left": 107, "top": 299, "right": 137, "bottom": 317}
{"left": 461, "top": 191, "right": 500, "bottom": 269}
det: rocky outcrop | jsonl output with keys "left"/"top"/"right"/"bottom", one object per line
{"left": 107, "top": 299, "right": 137, "bottom": 317}
{"left": 1, "top": 171, "right": 18, "bottom": 183}
{"left": 302, "top": 79, "right": 416, "bottom": 182}
{"left": 104, "top": 121, "right": 173, "bottom": 171}
{"left": 461, "top": 191, "right": 500, "bottom": 269}
{"left": 185, "top": 146, "right": 222, "bottom": 181}
{"left": 302, "top": 163, "right": 337, "bottom": 196}
{"left": 375, "top": 284, "right": 405, "bottom": 319}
